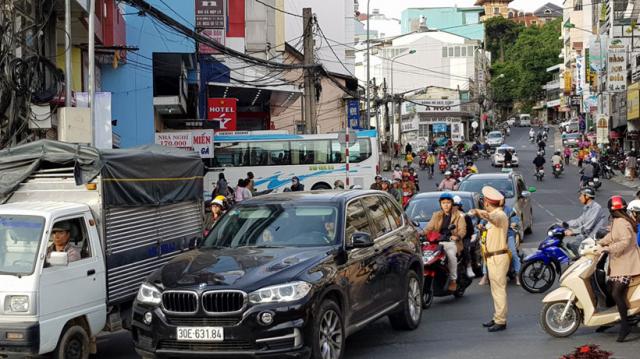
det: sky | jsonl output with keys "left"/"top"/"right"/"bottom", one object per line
{"left": 366, "top": 0, "right": 564, "bottom": 19}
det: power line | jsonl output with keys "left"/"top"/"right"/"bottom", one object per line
{"left": 254, "top": 0, "right": 302, "bottom": 18}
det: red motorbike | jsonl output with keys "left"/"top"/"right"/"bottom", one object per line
{"left": 422, "top": 227, "right": 472, "bottom": 309}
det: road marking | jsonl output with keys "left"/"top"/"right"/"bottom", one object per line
{"left": 532, "top": 198, "right": 562, "bottom": 222}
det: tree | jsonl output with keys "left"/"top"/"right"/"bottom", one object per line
{"left": 484, "top": 17, "right": 524, "bottom": 63}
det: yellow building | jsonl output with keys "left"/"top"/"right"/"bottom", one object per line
{"left": 475, "top": 0, "right": 514, "bottom": 21}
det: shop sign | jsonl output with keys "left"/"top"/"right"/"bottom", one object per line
{"left": 563, "top": 70, "right": 572, "bottom": 95}
{"left": 607, "top": 41, "right": 627, "bottom": 92}
{"left": 596, "top": 114, "right": 610, "bottom": 145}
{"left": 451, "top": 122, "right": 464, "bottom": 141}
{"left": 406, "top": 99, "right": 461, "bottom": 113}
{"left": 346, "top": 100, "right": 360, "bottom": 129}
{"left": 207, "top": 98, "right": 238, "bottom": 131}
{"left": 196, "top": 0, "right": 226, "bottom": 54}
{"left": 402, "top": 116, "right": 419, "bottom": 133}
{"left": 155, "top": 130, "right": 215, "bottom": 158}
{"left": 628, "top": 82, "right": 640, "bottom": 120}
{"left": 576, "top": 55, "right": 585, "bottom": 95}
{"left": 570, "top": 96, "right": 581, "bottom": 106}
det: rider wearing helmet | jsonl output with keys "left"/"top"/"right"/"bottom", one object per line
{"left": 551, "top": 150, "right": 563, "bottom": 168}
{"left": 454, "top": 195, "right": 476, "bottom": 278}
{"left": 425, "top": 193, "right": 468, "bottom": 292}
{"left": 628, "top": 199, "right": 640, "bottom": 246}
{"left": 466, "top": 161, "right": 478, "bottom": 174}
{"left": 439, "top": 171, "right": 458, "bottom": 191}
{"left": 533, "top": 151, "right": 546, "bottom": 170}
{"left": 564, "top": 187, "right": 608, "bottom": 255}
{"left": 205, "top": 195, "right": 227, "bottom": 234}
{"left": 597, "top": 196, "right": 640, "bottom": 342}
{"left": 580, "top": 157, "right": 598, "bottom": 185}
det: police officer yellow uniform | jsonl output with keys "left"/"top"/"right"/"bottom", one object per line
{"left": 469, "top": 186, "right": 510, "bottom": 332}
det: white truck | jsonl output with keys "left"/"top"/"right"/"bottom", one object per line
{"left": 0, "top": 140, "right": 204, "bottom": 358}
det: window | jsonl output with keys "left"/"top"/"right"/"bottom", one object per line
{"left": 345, "top": 200, "right": 372, "bottom": 240}
{"left": 381, "top": 197, "right": 403, "bottom": 230}
{"left": 213, "top": 142, "right": 249, "bottom": 167}
{"left": 494, "top": 7, "right": 500, "bottom": 15}
{"left": 461, "top": 46, "right": 467, "bottom": 57}
{"left": 45, "top": 217, "right": 92, "bottom": 266}
{"left": 468, "top": 46, "right": 475, "bottom": 56}
{"left": 508, "top": 12, "right": 513, "bottom": 18}
{"left": 329, "top": 139, "right": 372, "bottom": 164}
{"left": 531, "top": 20, "right": 537, "bottom": 25}
{"left": 448, "top": 47, "right": 454, "bottom": 57}
{"left": 249, "top": 142, "right": 290, "bottom": 166}
{"left": 454, "top": 46, "right": 461, "bottom": 57}
{"left": 291, "top": 140, "right": 330, "bottom": 165}
{"left": 442, "top": 47, "right": 448, "bottom": 58}
{"left": 418, "top": 124, "right": 429, "bottom": 138}
{"left": 574, "top": 0, "right": 582, "bottom": 11}
{"left": 361, "top": 196, "right": 393, "bottom": 238}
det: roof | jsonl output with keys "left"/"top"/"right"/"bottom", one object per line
{"left": 534, "top": 3, "right": 563, "bottom": 17}
{"left": 241, "top": 190, "right": 385, "bottom": 204}
{"left": 474, "top": 0, "right": 512, "bottom": 5}
{"left": 0, "top": 201, "right": 90, "bottom": 217}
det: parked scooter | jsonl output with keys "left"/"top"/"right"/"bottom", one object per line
{"left": 539, "top": 240, "right": 640, "bottom": 338}
{"left": 519, "top": 224, "right": 577, "bottom": 294}
{"left": 552, "top": 163, "right": 563, "bottom": 178}
{"left": 535, "top": 167, "right": 545, "bottom": 181}
{"left": 422, "top": 225, "right": 473, "bottom": 308}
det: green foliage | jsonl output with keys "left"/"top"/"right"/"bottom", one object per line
{"left": 484, "top": 17, "right": 524, "bottom": 63}
{"left": 489, "top": 18, "right": 562, "bottom": 111}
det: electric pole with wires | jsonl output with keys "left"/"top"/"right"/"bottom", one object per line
{"left": 303, "top": 8, "right": 317, "bottom": 134}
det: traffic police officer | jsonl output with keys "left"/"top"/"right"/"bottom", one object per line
{"left": 469, "top": 186, "right": 510, "bottom": 332}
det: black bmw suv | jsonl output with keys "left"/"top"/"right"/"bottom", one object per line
{"left": 131, "top": 191, "right": 423, "bottom": 359}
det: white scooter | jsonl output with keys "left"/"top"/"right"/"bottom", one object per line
{"left": 540, "top": 240, "right": 640, "bottom": 337}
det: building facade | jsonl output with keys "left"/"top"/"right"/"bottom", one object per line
{"left": 400, "top": 7, "right": 485, "bottom": 41}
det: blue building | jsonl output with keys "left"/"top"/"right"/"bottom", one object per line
{"left": 401, "top": 7, "right": 484, "bottom": 41}
{"left": 101, "top": 1, "right": 195, "bottom": 148}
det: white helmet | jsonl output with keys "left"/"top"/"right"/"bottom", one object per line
{"left": 445, "top": 170, "right": 452, "bottom": 176}
{"left": 628, "top": 199, "right": 640, "bottom": 213}
{"left": 453, "top": 195, "right": 462, "bottom": 206}
{"left": 590, "top": 157, "right": 598, "bottom": 164}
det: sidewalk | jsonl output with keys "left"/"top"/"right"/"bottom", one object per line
{"left": 554, "top": 128, "right": 640, "bottom": 191}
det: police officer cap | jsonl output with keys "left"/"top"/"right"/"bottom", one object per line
{"left": 481, "top": 186, "right": 504, "bottom": 205}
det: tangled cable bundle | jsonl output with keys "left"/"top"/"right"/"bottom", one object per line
{"left": 6, "top": 56, "right": 64, "bottom": 104}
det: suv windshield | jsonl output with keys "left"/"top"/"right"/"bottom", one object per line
{"left": 203, "top": 204, "right": 340, "bottom": 248}
{"left": 406, "top": 197, "right": 474, "bottom": 222}
{"left": 458, "top": 178, "right": 515, "bottom": 198}
{"left": 0, "top": 215, "right": 45, "bottom": 275}
{"left": 488, "top": 132, "right": 502, "bottom": 138}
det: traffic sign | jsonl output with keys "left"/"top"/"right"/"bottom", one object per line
{"left": 472, "top": 121, "right": 479, "bottom": 129}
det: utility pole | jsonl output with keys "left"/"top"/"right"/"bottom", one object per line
{"left": 303, "top": 8, "right": 317, "bottom": 134}
{"left": 64, "top": 0, "right": 72, "bottom": 107}
{"left": 480, "top": 32, "right": 488, "bottom": 142}
{"left": 382, "top": 78, "right": 388, "bottom": 143}
{"left": 88, "top": 0, "right": 96, "bottom": 145}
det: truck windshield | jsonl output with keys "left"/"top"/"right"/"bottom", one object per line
{"left": 203, "top": 204, "right": 340, "bottom": 248}
{"left": 0, "top": 215, "right": 45, "bottom": 275}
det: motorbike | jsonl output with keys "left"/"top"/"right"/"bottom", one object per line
{"left": 535, "top": 167, "right": 545, "bottom": 181}
{"left": 439, "top": 158, "right": 448, "bottom": 174}
{"left": 539, "top": 239, "right": 640, "bottom": 338}
{"left": 529, "top": 135, "right": 535, "bottom": 143}
{"left": 519, "top": 225, "right": 577, "bottom": 294}
{"left": 422, "top": 225, "right": 472, "bottom": 309}
{"left": 600, "top": 162, "right": 615, "bottom": 179}
{"left": 419, "top": 155, "right": 428, "bottom": 171}
{"left": 552, "top": 163, "right": 563, "bottom": 178}
{"left": 580, "top": 175, "right": 601, "bottom": 191}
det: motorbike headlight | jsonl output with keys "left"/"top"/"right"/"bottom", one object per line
{"left": 547, "top": 230, "right": 555, "bottom": 237}
{"left": 5, "top": 295, "right": 29, "bottom": 313}
{"left": 136, "top": 282, "right": 162, "bottom": 306}
{"left": 249, "top": 281, "right": 312, "bottom": 304}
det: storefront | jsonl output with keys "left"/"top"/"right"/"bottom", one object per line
{"left": 626, "top": 82, "right": 640, "bottom": 151}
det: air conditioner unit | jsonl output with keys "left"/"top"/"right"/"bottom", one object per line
{"left": 57, "top": 107, "right": 91, "bottom": 144}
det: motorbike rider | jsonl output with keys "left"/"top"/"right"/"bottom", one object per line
{"left": 596, "top": 196, "right": 640, "bottom": 342}
{"left": 392, "top": 164, "right": 403, "bottom": 181}
{"left": 564, "top": 146, "right": 572, "bottom": 165}
{"left": 564, "top": 187, "right": 608, "bottom": 255}
{"left": 439, "top": 171, "right": 458, "bottom": 191}
{"left": 551, "top": 150, "right": 563, "bottom": 172}
{"left": 454, "top": 195, "right": 477, "bottom": 278}
{"left": 465, "top": 161, "right": 479, "bottom": 175}
{"left": 627, "top": 199, "right": 640, "bottom": 246}
{"left": 503, "top": 149, "right": 513, "bottom": 168}
{"left": 533, "top": 151, "right": 546, "bottom": 172}
{"left": 408, "top": 167, "right": 420, "bottom": 191}
{"left": 400, "top": 173, "right": 416, "bottom": 207}
{"left": 425, "top": 193, "right": 468, "bottom": 292}
{"left": 529, "top": 128, "right": 535, "bottom": 141}
{"left": 370, "top": 175, "right": 383, "bottom": 190}
{"left": 580, "top": 157, "right": 597, "bottom": 187}
{"left": 537, "top": 139, "right": 546, "bottom": 154}
{"left": 426, "top": 151, "right": 436, "bottom": 176}
{"left": 381, "top": 178, "right": 400, "bottom": 202}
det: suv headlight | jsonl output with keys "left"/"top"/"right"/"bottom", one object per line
{"left": 136, "top": 282, "right": 162, "bottom": 306}
{"left": 248, "top": 281, "right": 312, "bottom": 304}
{"left": 5, "top": 295, "right": 29, "bottom": 313}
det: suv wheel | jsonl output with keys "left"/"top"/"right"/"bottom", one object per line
{"left": 389, "top": 270, "right": 422, "bottom": 330}
{"left": 308, "top": 300, "right": 344, "bottom": 359}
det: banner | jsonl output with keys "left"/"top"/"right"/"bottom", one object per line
{"left": 207, "top": 98, "right": 238, "bottom": 131}
{"left": 607, "top": 41, "right": 628, "bottom": 92}
{"left": 451, "top": 122, "right": 464, "bottom": 141}
{"left": 596, "top": 114, "right": 609, "bottom": 145}
{"left": 196, "top": 0, "right": 226, "bottom": 54}
{"left": 405, "top": 99, "right": 461, "bottom": 113}
{"left": 563, "top": 70, "right": 572, "bottom": 95}
{"left": 155, "top": 130, "right": 215, "bottom": 158}
{"left": 576, "top": 55, "right": 586, "bottom": 95}
{"left": 628, "top": 82, "right": 640, "bottom": 120}
{"left": 347, "top": 100, "right": 360, "bottom": 129}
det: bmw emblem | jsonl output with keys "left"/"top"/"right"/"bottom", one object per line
{"left": 198, "top": 283, "right": 207, "bottom": 290}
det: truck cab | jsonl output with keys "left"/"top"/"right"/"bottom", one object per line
{"left": 0, "top": 202, "right": 107, "bottom": 357}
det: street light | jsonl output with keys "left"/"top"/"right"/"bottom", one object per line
{"left": 390, "top": 49, "right": 416, "bottom": 147}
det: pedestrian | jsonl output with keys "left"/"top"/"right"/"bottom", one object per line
{"left": 204, "top": 196, "right": 226, "bottom": 235}
{"left": 234, "top": 179, "right": 252, "bottom": 203}
{"left": 563, "top": 146, "right": 572, "bottom": 166}
{"left": 468, "top": 186, "right": 510, "bottom": 332}
{"left": 333, "top": 179, "right": 345, "bottom": 190}
{"left": 625, "top": 151, "right": 637, "bottom": 179}
{"left": 290, "top": 176, "right": 305, "bottom": 192}
{"left": 212, "top": 173, "right": 229, "bottom": 199}
{"left": 405, "top": 142, "right": 413, "bottom": 156}
{"left": 577, "top": 148, "right": 585, "bottom": 168}
{"left": 370, "top": 175, "right": 383, "bottom": 190}
{"left": 597, "top": 196, "right": 640, "bottom": 342}
{"left": 246, "top": 172, "right": 256, "bottom": 194}
{"left": 406, "top": 152, "right": 414, "bottom": 167}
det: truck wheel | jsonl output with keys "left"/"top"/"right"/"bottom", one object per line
{"left": 53, "top": 325, "right": 90, "bottom": 359}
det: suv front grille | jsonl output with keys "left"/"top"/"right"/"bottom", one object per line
{"left": 158, "top": 339, "right": 253, "bottom": 351}
{"left": 162, "top": 291, "right": 198, "bottom": 313}
{"left": 165, "top": 316, "right": 241, "bottom": 327}
{"left": 202, "top": 291, "right": 246, "bottom": 314}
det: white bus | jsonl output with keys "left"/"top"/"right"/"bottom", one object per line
{"left": 204, "top": 130, "right": 379, "bottom": 199}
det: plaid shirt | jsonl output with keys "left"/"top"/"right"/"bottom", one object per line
{"left": 46, "top": 242, "right": 81, "bottom": 263}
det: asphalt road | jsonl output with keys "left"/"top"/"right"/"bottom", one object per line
{"left": 95, "top": 127, "right": 640, "bottom": 358}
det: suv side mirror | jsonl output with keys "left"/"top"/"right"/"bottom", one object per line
{"left": 47, "top": 251, "right": 69, "bottom": 267}
{"left": 349, "top": 232, "right": 374, "bottom": 249}
{"left": 520, "top": 191, "right": 531, "bottom": 198}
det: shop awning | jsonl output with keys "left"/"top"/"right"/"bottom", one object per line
{"left": 207, "top": 82, "right": 302, "bottom": 116}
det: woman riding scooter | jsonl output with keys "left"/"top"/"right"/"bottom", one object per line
{"left": 596, "top": 196, "right": 640, "bottom": 342}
